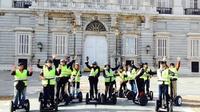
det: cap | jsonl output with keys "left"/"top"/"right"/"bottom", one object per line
{"left": 60, "top": 59, "right": 66, "bottom": 62}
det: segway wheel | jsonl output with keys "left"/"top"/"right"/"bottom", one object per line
{"left": 24, "top": 99, "right": 30, "bottom": 112}
{"left": 155, "top": 100, "right": 160, "bottom": 112}
{"left": 149, "top": 91, "right": 154, "bottom": 101}
{"left": 139, "top": 95, "right": 148, "bottom": 106}
{"left": 118, "top": 90, "right": 124, "bottom": 98}
{"left": 86, "top": 93, "right": 89, "bottom": 104}
{"left": 78, "top": 92, "right": 83, "bottom": 102}
{"left": 10, "top": 101, "right": 14, "bottom": 112}
{"left": 100, "top": 94, "right": 106, "bottom": 104}
{"left": 98, "top": 93, "right": 101, "bottom": 104}
{"left": 126, "top": 91, "right": 133, "bottom": 100}
{"left": 174, "top": 95, "right": 182, "bottom": 106}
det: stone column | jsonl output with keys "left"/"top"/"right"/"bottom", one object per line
{"left": 173, "top": 0, "right": 184, "bottom": 15}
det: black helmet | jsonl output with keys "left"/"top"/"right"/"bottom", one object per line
{"left": 92, "top": 61, "right": 97, "bottom": 65}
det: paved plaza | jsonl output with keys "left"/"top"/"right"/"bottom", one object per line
{"left": 0, "top": 71, "right": 200, "bottom": 112}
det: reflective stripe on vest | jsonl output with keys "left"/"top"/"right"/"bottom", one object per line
{"left": 71, "top": 69, "right": 81, "bottom": 82}
{"left": 169, "top": 67, "right": 178, "bottom": 79}
{"left": 60, "top": 65, "right": 72, "bottom": 77}
{"left": 42, "top": 66, "right": 56, "bottom": 86}
{"left": 15, "top": 69, "right": 28, "bottom": 86}
{"left": 105, "top": 69, "right": 115, "bottom": 82}
{"left": 89, "top": 68, "right": 99, "bottom": 77}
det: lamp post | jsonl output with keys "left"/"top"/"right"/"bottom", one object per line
{"left": 72, "top": 19, "right": 76, "bottom": 57}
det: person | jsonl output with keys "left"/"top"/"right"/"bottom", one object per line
{"left": 128, "top": 64, "right": 137, "bottom": 94}
{"left": 141, "top": 63, "right": 153, "bottom": 94}
{"left": 169, "top": 57, "right": 181, "bottom": 98}
{"left": 39, "top": 59, "right": 59, "bottom": 108}
{"left": 118, "top": 66, "right": 128, "bottom": 96}
{"left": 56, "top": 57, "right": 76, "bottom": 102}
{"left": 134, "top": 63, "right": 145, "bottom": 99}
{"left": 103, "top": 64, "right": 119, "bottom": 98}
{"left": 71, "top": 63, "right": 82, "bottom": 97}
{"left": 157, "top": 61, "right": 171, "bottom": 102}
{"left": 85, "top": 56, "right": 100, "bottom": 99}
{"left": 11, "top": 63, "right": 33, "bottom": 108}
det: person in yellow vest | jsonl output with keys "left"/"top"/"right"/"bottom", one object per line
{"left": 118, "top": 66, "right": 128, "bottom": 95}
{"left": 56, "top": 58, "right": 75, "bottom": 102}
{"left": 39, "top": 59, "right": 59, "bottom": 108}
{"left": 169, "top": 57, "right": 181, "bottom": 98}
{"left": 85, "top": 56, "right": 100, "bottom": 99}
{"left": 11, "top": 63, "right": 33, "bottom": 108}
{"left": 71, "top": 63, "right": 82, "bottom": 97}
{"left": 142, "top": 63, "right": 153, "bottom": 94}
{"left": 157, "top": 61, "right": 172, "bottom": 101}
{"left": 103, "top": 64, "right": 119, "bottom": 98}
{"left": 128, "top": 65, "right": 137, "bottom": 94}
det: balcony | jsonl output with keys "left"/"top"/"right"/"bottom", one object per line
{"left": 31, "top": 1, "right": 138, "bottom": 12}
{"left": 157, "top": 7, "right": 172, "bottom": 14}
{"left": 13, "top": 0, "right": 32, "bottom": 8}
{"left": 185, "top": 8, "right": 200, "bottom": 15}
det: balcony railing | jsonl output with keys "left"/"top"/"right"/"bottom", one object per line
{"left": 157, "top": 7, "right": 172, "bottom": 14}
{"left": 32, "top": 1, "right": 138, "bottom": 11}
{"left": 185, "top": 8, "right": 200, "bottom": 15}
{"left": 13, "top": 0, "right": 32, "bottom": 8}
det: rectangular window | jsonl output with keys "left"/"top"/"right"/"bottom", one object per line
{"left": 156, "top": 38, "right": 167, "bottom": 57}
{"left": 123, "top": 36, "right": 137, "bottom": 56}
{"left": 191, "top": 61, "right": 199, "bottom": 72}
{"left": 191, "top": 39, "right": 199, "bottom": 57}
{"left": 17, "top": 33, "right": 31, "bottom": 55}
{"left": 53, "top": 34, "right": 68, "bottom": 55}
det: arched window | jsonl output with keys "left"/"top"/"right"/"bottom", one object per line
{"left": 86, "top": 20, "right": 106, "bottom": 32}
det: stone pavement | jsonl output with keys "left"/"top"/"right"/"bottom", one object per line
{"left": 0, "top": 71, "right": 200, "bottom": 112}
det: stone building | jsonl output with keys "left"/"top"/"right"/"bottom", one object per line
{"left": 0, "top": 0, "right": 200, "bottom": 74}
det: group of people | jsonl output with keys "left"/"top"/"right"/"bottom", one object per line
{"left": 10, "top": 54, "right": 180, "bottom": 108}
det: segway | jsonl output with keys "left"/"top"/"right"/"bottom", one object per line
{"left": 10, "top": 80, "right": 30, "bottom": 112}
{"left": 155, "top": 80, "right": 173, "bottom": 112}
{"left": 133, "top": 78, "right": 148, "bottom": 106}
{"left": 39, "top": 78, "right": 58, "bottom": 112}
{"left": 69, "top": 77, "right": 83, "bottom": 103}
{"left": 101, "top": 76, "right": 117, "bottom": 105}
{"left": 171, "top": 78, "right": 182, "bottom": 106}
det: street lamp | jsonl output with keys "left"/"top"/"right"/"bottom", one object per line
{"left": 146, "top": 45, "right": 151, "bottom": 54}
{"left": 72, "top": 19, "right": 76, "bottom": 57}
{"left": 37, "top": 42, "right": 43, "bottom": 52}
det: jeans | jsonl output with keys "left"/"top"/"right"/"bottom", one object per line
{"left": 159, "top": 84, "right": 169, "bottom": 101}
{"left": 14, "top": 87, "right": 26, "bottom": 106}
{"left": 129, "top": 80, "right": 137, "bottom": 94}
